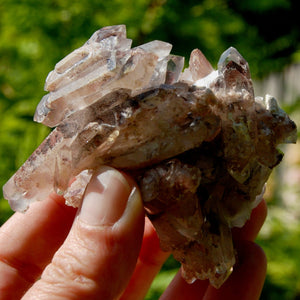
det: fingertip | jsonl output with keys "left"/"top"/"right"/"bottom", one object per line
{"left": 204, "top": 240, "right": 267, "bottom": 300}
{"left": 236, "top": 240, "right": 267, "bottom": 274}
{"left": 160, "top": 270, "right": 209, "bottom": 300}
{"left": 79, "top": 166, "right": 132, "bottom": 226}
{"left": 114, "top": 186, "right": 145, "bottom": 235}
{"left": 120, "top": 218, "right": 170, "bottom": 300}
{"left": 232, "top": 199, "right": 267, "bottom": 242}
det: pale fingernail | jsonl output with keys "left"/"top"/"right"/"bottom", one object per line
{"left": 111, "top": 184, "right": 144, "bottom": 235}
{"left": 79, "top": 166, "right": 131, "bottom": 226}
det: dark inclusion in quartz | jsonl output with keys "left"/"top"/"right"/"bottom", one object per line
{"left": 3, "top": 25, "right": 297, "bottom": 288}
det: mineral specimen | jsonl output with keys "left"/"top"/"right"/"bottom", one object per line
{"left": 3, "top": 25, "right": 297, "bottom": 288}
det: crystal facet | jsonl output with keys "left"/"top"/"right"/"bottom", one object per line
{"left": 3, "top": 25, "right": 297, "bottom": 288}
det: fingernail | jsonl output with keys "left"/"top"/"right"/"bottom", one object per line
{"left": 115, "top": 186, "right": 143, "bottom": 228}
{"left": 79, "top": 166, "right": 131, "bottom": 226}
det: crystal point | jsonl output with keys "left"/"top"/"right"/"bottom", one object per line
{"left": 3, "top": 25, "right": 297, "bottom": 289}
{"left": 137, "top": 40, "right": 172, "bottom": 58}
{"left": 218, "top": 47, "right": 250, "bottom": 78}
{"left": 180, "top": 49, "right": 214, "bottom": 83}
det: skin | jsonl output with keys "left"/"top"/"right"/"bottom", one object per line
{"left": 0, "top": 167, "right": 267, "bottom": 300}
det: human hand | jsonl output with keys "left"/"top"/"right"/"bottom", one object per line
{"left": 0, "top": 166, "right": 267, "bottom": 299}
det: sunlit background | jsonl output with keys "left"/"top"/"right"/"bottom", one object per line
{"left": 0, "top": 0, "right": 299, "bottom": 299}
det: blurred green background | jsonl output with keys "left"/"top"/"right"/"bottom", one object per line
{"left": 0, "top": 0, "right": 299, "bottom": 299}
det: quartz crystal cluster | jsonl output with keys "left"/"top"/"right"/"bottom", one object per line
{"left": 3, "top": 25, "right": 297, "bottom": 288}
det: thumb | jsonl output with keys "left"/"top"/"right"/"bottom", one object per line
{"left": 23, "top": 166, "right": 145, "bottom": 300}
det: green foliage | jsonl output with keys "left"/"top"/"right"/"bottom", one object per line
{"left": 258, "top": 215, "right": 300, "bottom": 299}
{"left": 0, "top": 0, "right": 299, "bottom": 298}
{"left": 146, "top": 256, "right": 180, "bottom": 299}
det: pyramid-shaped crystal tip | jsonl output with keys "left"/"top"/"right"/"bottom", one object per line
{"left": 218, "top": 47, "right": 248, "bottom": 69}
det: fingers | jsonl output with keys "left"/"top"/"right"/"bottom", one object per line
{"left": 0, "top": 173, "right": 268, "bottom": 300}
{"left": 0, "top": 193, "right": 77, "bottom": 299}
{"left": 121, "top": 196, "right": 267, "bottom": 300}
{"left": 159, "top": 199, "right": 268, "bottom": 299}
{"left": 23, "top": 166, "right": 145, "bottom": 300}
{"left": 160, "top": 271, "right": 209, "bottom": 300}
{"left": 120, "top": 217, "right": 170, "bottom": 300}
{"left": 232, "top": 199, "right": 267, "bottom": 242}
{"left": 203, "top": 240, "right": 267, "bottom": 300}
{"left": 160, "top": 240, "right": 266, "bottom": 300}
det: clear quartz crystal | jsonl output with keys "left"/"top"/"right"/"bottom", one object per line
{"left": 3, "top": 25, "right": 297, "bottom": 288}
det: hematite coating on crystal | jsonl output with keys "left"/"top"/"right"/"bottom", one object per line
{"left": 3, "top": 25, "right": 297, "bottom": 288}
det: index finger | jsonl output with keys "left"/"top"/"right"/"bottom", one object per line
{"left": 232, "top": 199, "right": 267, "bottom": 242}
{"left": 0, "top": 194, "right": 77, "bottom": 298}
